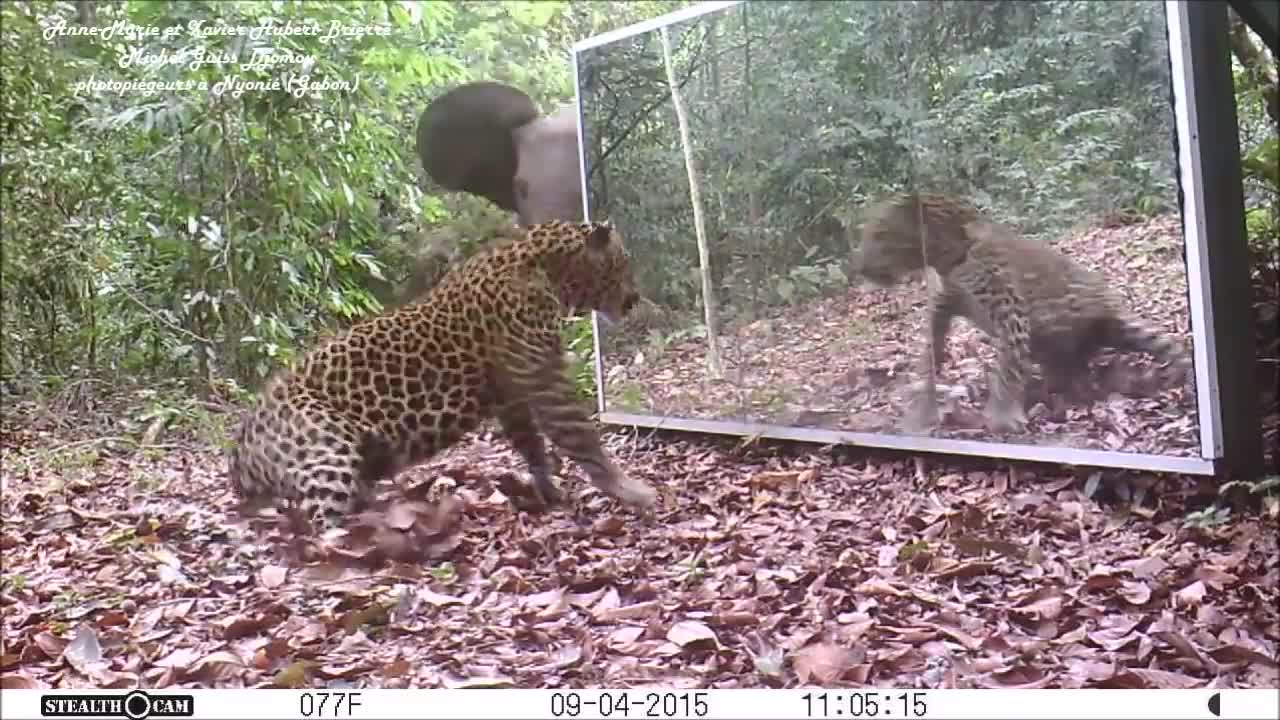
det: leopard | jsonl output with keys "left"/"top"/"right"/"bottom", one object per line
{"left": 850, "top": 192, "right": 1191, "bottom": 433}
{"left": 228, "top": 220, "right": 659, "bottom": 532}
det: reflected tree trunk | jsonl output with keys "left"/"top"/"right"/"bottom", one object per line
{"left": 742, "top": 3, "right": 763, "bottom": 314}
{"left": 708, "top": 16, "right": 728, "bottom": 238}
{"left": 659, "top": 26, "right": 723, "bottom": 379}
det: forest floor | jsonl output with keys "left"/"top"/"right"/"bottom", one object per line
{"left": 1, "top": 390, "right": 1277, "bottom": 690}
{"left": 605, "top": 215, "right": 1204, "bottom": 457}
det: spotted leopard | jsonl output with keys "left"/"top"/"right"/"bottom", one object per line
{"left": 229, "top": 220, "right": 658, "bottom": 531}
{"left": 851, "top": 192, "right": 1190, "bottom": 432}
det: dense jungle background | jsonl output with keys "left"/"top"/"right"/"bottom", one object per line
{"left": 1, "top": 0, "right": 1276, "bottom": 691}
{"left": 577, "top": 1, "right": 1222, "bottom": 455}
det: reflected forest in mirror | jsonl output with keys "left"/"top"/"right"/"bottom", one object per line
{"left": 578, "top": 0, "right": 1201, "bottom": 457}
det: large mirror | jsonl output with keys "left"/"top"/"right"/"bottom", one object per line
{"left": 575, "top": 1, "right": 1215, "bottom": 473}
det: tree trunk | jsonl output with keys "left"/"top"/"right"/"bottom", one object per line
{"left": 1228, "top": 9, "right": 1280, "bottom": 130}
{"left": 76, "top": 1, "right": 96, "bottom": 27}
{"left": 659, "top": 27, "right": 723, "bottom": 379}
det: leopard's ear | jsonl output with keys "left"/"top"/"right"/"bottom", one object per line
{"left": 583, "top": 221, "right": 613, "bottom": 251}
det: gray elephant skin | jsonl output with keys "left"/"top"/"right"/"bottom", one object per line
{"left": 417, "top": 82, "right": 583, "bottom": 226}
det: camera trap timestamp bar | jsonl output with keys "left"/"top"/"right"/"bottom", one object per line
{"left": 8, "top": 688, "right": 1278, "bottom": 720}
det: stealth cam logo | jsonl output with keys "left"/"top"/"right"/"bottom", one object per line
{"left": 41, "top": 691, "right": 194, "bottom": 720}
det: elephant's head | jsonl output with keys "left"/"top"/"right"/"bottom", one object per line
{"left": 416, "top": 82, "right": 583, "bottom": 226}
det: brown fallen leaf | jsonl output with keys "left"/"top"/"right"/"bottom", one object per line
{"left": 568, "top": 587, "right": 610, "bottom": 609}
{"left": 793, "top": 643, "right": 858, "bottom": 685}
{"left": 524, "top": 587, "right": 566, "bottom": 608}
{"left": 935, "top": 560, "right": 999, "bottom": 580}
{"left": 1206, "top": 644, "right": 1280, "bottom": 669}
{"left": 1151, "top": 631, "right": 1218, "bottom": 674}
{"left": 750, "top": 471, "right": 800, "bottom": 490}
{"left": 537, "top": 593, "right": 571, "bottom": 620}
{"left": 1010, "top": 587, "right": 1065, "bottom": 621}
{"left": 1100, "top": 668, "right": 1204, "bottom": 689}
{"left": 666, "top": 620, "right": 719, "bottom": 649}
{"left": 712, "top": 611, "right": 758, "bottom": 627}
{"left": 96, "top": 609, "right": 129, "bottom": 628}
{"left": 541, "top": 643, "right": 584, "bottom": 671}
{"left": 1173, "top": 580, "right": 1207, "bottom": 607}
{"left": 1193, "top": 566, "right": 1238, "bottom": 591}
{"left": 593, "top": 516, "right": 626, "bottom": 536}
{"left": 1085, "top": 565, "right": 1123, "bottom": 591}
{"left": 381, "top": 657, "right": 412, "bottom": 679}
{"left": 221, "top": 614, "right": 269, "bottom": 641}
{"left": 1088, "top": 628, "right": 1141, "bottom": 652}
{"left": 853, "top": 579, "right": 906, "bottom": 597}
{"left": 488, "top": 566, "right": 528, "bottom": 593}
{"left": 441, "top": 672, "right": 515, "bottom": 689}
{"left": 1119, "top": 580, "right": 1152, "bottom": 605}
{"left": 1, "top": 672, "right": 49, "bottom": 689}
{"left": 1064, "top": 658, "right": 1118, "bottom": 686}
{"left": 317, "top": 660, "right": 371, "bottom": 680}
{"left": 32, "top": 631, "right": 68, "bottom": 659}
{"left": 152, "top": 646, "right": 202, "bottom": 670}
{"left": 191, "top": 651, "right": 245, "bottom": 683}
{"left": 591, "top": 586, "right": 621, "bottom": 614}
{"left": 607, "top": 627, "right": 645, "bottom": 647}
{"left": 258, "top": 565, "right": 288, "bottom": 588}
{"left": 419, "top": 588, "right": 465, "bottom": 607}
{"left": 881, "top": 625, "right": 938, "bottom": 643}
{"left": 594, "top": 601, "right": 661, "bottom": 623}
{"left": 951, "top": 535, "right": 1026, "bottom": 560}
{"left": 989, "top": 665, "right": 1054, "bottom": 688}
{"left": 926, "top": 622, "right": 983, "bottom": 651}
{"left": 1122, "top": 556, "right": 1169, "bottom": 579}
{"left": 165, "top": 599, "right": 195, "bottom": 620}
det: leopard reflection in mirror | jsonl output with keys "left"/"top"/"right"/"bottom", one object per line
{"left": 851, "top": 192, "right": 1190, "bottom": 434}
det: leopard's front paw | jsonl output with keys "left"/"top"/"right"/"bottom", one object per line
{"left": 900, "top": 388, "right": 941, "bottom": 434}
{"left": 984, "top": 399, "right": 1028, "bottom": 434}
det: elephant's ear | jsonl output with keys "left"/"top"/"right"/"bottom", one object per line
{"left": 416, "top": 82, "right": 539, "bottom": 213}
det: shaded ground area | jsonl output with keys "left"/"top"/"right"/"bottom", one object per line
{"left": 2, "top": 399, "right": 1275, "bottom": 690}
{"left": 604, "top": 215, "right": 1201, "bottom": 457}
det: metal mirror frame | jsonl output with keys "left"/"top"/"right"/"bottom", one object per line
{"left": 570, "top": 0, "right": 1262, "bottom": 478}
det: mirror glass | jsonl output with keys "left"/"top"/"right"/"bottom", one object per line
{"left": 576, "top": 0, "right": 1202, "bottom": 460}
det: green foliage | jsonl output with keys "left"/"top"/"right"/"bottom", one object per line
{"left": 582, "top": 1, "right": 1181, "bottom": 318}
{"left": 1183, "top": 475, "right": 1280, "bottom": 529}
{"left": 0, "top": 0, "right": 675, "bottom": 390}
{"left": 1237, "top": 115, "right": 1279, "bottom": 265}
{"left": 561, "top": 315, "right": 599, "bottom": 404}
{"left": 1182, "top": 504, "right": 1233, "bottom": 530}
{"left": 3, "top": 0, "right": 1272, "bottom": 413}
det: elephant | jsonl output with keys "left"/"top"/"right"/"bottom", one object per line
{"left": 416, "top": 82, "right": 584, "bottom": 226}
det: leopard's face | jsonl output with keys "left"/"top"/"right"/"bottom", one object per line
{"left": 551, "top": 222, "right": 640, "bottom": 325}
{"left": 853, "top": 193, "right": 981, "bottom": 286}
{"left": 855, "top": 218, "right": 924, "bottom": 287}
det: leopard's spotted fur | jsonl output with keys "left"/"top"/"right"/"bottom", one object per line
{"left": 851, "top": 192, "right": 1190, "bottom": 432}
{"left": 229, "top": 220, "right": 657, "bottom": 531}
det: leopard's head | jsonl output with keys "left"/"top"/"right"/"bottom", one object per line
{"left": 853, "top": 193, "right": 978, "bottom": 285}
{"left": 542, "top": 220, "right": 640, "bottom": 324}
{"left": 853, "top": 212, "right": 926, "bottom": 287}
